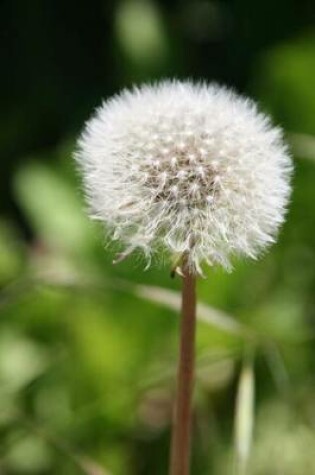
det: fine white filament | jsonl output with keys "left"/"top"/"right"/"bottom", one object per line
{"left": 76, "top": 81, "right": 292, "bottom": 274}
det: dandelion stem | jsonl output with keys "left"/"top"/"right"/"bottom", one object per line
{"left": 169, "top": 264, "right": 196, "bottom": 475}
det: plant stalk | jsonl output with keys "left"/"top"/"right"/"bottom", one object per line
{"left": 169, "top": 265, "right": 197, "bottom": 475}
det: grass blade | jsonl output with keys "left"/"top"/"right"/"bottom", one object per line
{"left": 234, "top": 355, "right": 255, "bottom": 475}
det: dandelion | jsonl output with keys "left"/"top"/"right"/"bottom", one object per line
{"left": 75, "top": 80, "right": 292, "bottom": 475}
{"left": 76, "top": 80, "right": 291, "bottom": 275}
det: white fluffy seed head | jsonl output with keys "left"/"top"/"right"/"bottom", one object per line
{"left": 75, "top": 80, "right": 292, "bottom": 274}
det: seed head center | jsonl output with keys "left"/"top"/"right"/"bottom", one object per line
{"left": 142, "top": 142, "right": 219, "bottom": 207}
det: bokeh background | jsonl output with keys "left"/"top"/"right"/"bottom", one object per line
{"left": 1, "top": 0, "right": 315, "bottom": 473}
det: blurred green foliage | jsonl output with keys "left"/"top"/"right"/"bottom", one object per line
{"left": 1, "top": 0, "right": 315, "bottom": 473}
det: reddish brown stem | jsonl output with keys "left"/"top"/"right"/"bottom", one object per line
{"left": 169, "top": 267, "right": 197, "bottom": 475}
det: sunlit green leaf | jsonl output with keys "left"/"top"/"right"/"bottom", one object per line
{"left": 14, "top": 162, "right": 96, "bottom": 257}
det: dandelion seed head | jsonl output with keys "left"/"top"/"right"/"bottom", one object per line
{"left": 76, "top": 80, "right": 292, "bottom": 273}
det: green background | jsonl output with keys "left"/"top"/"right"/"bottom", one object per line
{"left": 0, "top": 0, "right": 315, "bottom": 473}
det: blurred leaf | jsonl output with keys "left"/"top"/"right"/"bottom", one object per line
{"left": 254, "top": 34, "right": 315, "bottom": 134}
{"left": 16, "top": 412, "right": 115, "bottom": 475}
{"left": 0, "top": 222, "right": 24, "bottom": 284}
{"left": 234, "top": 357, "right": 255, "bottom": 475}
{"left": 133, "top": 283, "right": 250, "bottom": 336}
{"left": 248, "top": 289, "right": 306, "bottom": 343}
{"left": 14, "top": 162, "right": 96, "bottom": 257}
{"left": 79, "top": 456, "right": 114, "bottom": 475}
{"left": 252, "top": 401, "right": 315, "bottom": 475}
{"left": 290, "top": 132, "right": 315, "bottom": 162}
{"left": 115, "top": 0, "right": 169, "bottom": 68}
{"left": 197, "top": 355, "right": 235, "bottom": 391}
{"left": 0, "top": 331, "right": 49, "bottom": 393}
{"left": 263, "top": 342, "right": 290, "bottom": 395}
{"left": 4, "top": 433, "right": 52, "bottom": 474}
{"left": 0, "top": 391, "right": 16, "bottom": 427}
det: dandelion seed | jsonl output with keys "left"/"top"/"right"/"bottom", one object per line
{"left": 75, "top": 80, "right": 292, "bottom": 274}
